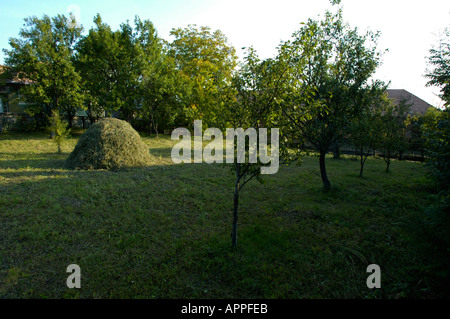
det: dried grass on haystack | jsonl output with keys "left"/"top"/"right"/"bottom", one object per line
{"left": 66, "top": 118, "right": 151, "bottom": 170}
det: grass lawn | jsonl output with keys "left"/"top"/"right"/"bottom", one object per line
{"left": 0, "top": 131, "right": 437, "bottom": 298}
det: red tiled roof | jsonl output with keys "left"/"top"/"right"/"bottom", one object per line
{"left": 0, "top": 65, "right": 33, "bottom": 85}
{"left": 386, "top": 89, "right": 433, "bottom": 115}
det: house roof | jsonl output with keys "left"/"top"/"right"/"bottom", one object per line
{"left": 0, "top": 65, "right": 33, "bottom": 85}
{"left": 386, "top": 89, "right": 433, "bottom": 115}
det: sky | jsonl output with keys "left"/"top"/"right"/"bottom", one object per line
{"left": 0, "top": 0, "right": 449, "bottom": 108}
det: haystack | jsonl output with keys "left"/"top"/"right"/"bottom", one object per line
{"left": 66, "top": 118, "right": 151, "bottom": 170}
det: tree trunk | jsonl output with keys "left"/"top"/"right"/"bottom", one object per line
{"left": 359, "top": 149, "right": 364, "bottom": 177}
{"left": 88, "top": 102, "right": 95, "bottom": 125}
{"left": 385, "top": 151, "right": 391, "bottom": 172}
{"left": 232, "top": 164, "right": 240, "bottom": 248}
{"left": 67, "top": 112, "right": 73, "bottom": 129}
{"left": 151, "top": 114, "right": 158, "bottom": 138}
{"left": 319, "top": 150, "right": 331, "bottom": 191}
{"left": 57, "top": 143, "right": 61, "bottom": 154}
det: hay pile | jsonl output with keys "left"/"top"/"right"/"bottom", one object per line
{"left": 66, "top": 118, "right": 151, "bottom": 170}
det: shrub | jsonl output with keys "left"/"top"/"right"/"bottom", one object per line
{"left": 48, "top": 110, "right": 70, "bottom": 153}
{"left": 66, "top": 118, "right": 152, "bottom": 170}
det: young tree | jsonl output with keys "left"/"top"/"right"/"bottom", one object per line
{"left": 48, "top": 109, "right": 70, "bottom": 154}
{"left": 277, "top": 7, "right": 384, "bottom": 190}
{"left": 222, "top": 47, "right": 285, "bottom": 248}
{"left": 3, "top": 14, "right": 84, "bottom": 128}
{"left": 378, "top": 99, "right": 411, "bottom": 172}
{"left": 349, "top": 84, "right": 387, "bottom": 177}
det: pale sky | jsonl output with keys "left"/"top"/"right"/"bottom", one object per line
{"left": 1, "top": 0, "right": 449, "bottom": 108}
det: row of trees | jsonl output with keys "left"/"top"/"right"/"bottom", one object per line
{"left": 2, "top": 13, "right": 238, "bottom": 136}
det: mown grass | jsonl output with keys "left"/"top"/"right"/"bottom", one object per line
{"left": 0, "top": 131, "right": 437, "bottom": 298}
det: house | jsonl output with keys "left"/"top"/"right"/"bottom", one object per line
{"left": 0, "top": 65, "right": 34, "bottom": 114}
{"left": 385, "top": 89, "right": 433, "bottom": 116}
{"left": 0, "top": 65, "right": 93, "bottom": 129}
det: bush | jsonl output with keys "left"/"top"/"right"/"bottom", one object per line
{"left": 48, "top": 110, "right": 70, "bottom": 154}
{"left": 66, "top": 118, "right": 152, "bottom": 170}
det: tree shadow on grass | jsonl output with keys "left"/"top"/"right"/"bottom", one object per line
{"left": 0, "top": 152, "right": 71, "bottom": 170}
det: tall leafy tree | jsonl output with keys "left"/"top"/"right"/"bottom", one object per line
{"left": 140, "top": 52, "right": 186, "bottom": 137}
{"left": 136, "top": 19, "right": 186, "bottom": 136}
{"left": 75, "top": 14, "right": 150, "bottom": 123}
{"left": 168, "top": 25, "right": 238, "bottom": 128}
{"left": 277, "top": 8, "right": 384, "bottom": 190}
{"left": 419, "top": 29, "right": 450, "bottom": 293}
{"left": 416, "top": 106, "right": 450, "bottom": 295}
{"left": 74, "top": 14, "right": 114, "bottom": 123}
{"left": 3, "top": 14, "right": 84, "bottom": 128}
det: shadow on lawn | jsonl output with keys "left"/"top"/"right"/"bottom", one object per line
{"left": 0, "top": 147, "right": 175, "bottom": 170}
{"left": 0, "top": 152, "right": 71, "bottom": 169}
{"left": 0, "top": 132, "right": 52, "bottom": 141}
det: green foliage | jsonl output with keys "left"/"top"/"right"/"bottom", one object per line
{"left": 66, "top": 118, "right": 152, "bottom": 170}
{"left": 140, "top": 43, "right": 184, "bottom": 135}
{"left": 425, "top": 27, "right": 450, "bottom": 106}
{"left": 3, "top": 14, "right": 84, "bottom": 127}
{"left": 407, "top": 107, "right": 450, "bottom": 297}
{"left": 378, "top": 98, "right": 411, "bottom": 172}
{"left": 422, "top": 34, "right": 450, "bottom": 289}
{"left": 423, "top": 107, "right": 450, "bottom": 190}
{"left": 48, "top": 110, "right": 70, "bottom": 153}
{"left": 349, "top": 84, "right": 387, "bottom": 176}
{"left": 168, "top": 25, "right": 238, "bottom": 128}
{"left": 423, "top": 107, "right": 450, "bottom": 200}
{"left": 276, "top": 7, "right": 385, "bottom": 189}
{"left": 75, "top": 15, "right": 151, "bottom": 122}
